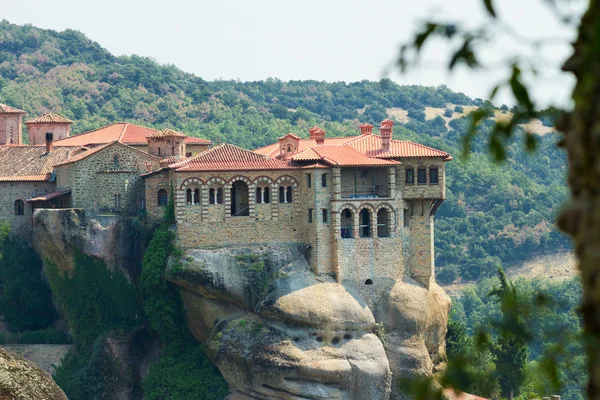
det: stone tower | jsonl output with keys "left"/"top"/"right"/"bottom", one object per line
{"left": 147, "top": 129, "right": 187, "bottom": 158}
{"left": 24, "top": 113, "right": 73, "bottom": 145}
{"left": 0, "top": 104, "right": 26, "bottom": 145}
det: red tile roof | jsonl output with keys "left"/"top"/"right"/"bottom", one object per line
{"left": 0, "top": 146, "right": 82, "bottom": 181}
{"left": 292, "top": 145, "right": 400, "bottom": 167}
{"left": 171, "top": 143, "right": 298, "bottom": 172}
{"left": 53, "top": 141, "right": 159, "bottom": 167}
{"left": 346, "top": 134, "right": 451, "bottom": 159}
{"left": 255, "top": 132, "right": 451, "bottom": 161}
{"left": 25, "top": 113, "right": 73, "bottom": 124}
{"left": 27, "top": 189, "right": 71, "bottom": 202}
{"left": 52, "top": 123, "right": 211, "bottom": 147}
{"left": 0, "top": 104, "right": 26, "bottom": 114}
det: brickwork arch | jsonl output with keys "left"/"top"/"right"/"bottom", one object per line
{"left": 357, "top": 203, "right": 377, "bottom": 214}
{"left": 205, "top": 177, "right": 227, "bottom": 188}
{"left": 274, "top": 175, "right": 298, "bottom": 188}
{"left": 252, "top": 176, "right": 274, "bottom": 186}
{"left": 227, "top": 176, "right": 253, "bottom": 187}
{"left": 179, "top": 177, "right": 204, "bottom": 190}
{"left": 375, "top": 203, "right": 395, "bottom": 215}
{"left": 337, "top": 203, "right": 358, "bottom": 213}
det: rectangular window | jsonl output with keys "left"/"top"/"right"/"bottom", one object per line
{"left": 308, "top": 208, "right": 313, "bottom": 223}
{"left": 406, "top": 168, "right": 414, "bottom": 184}
{"left": 321, "top": 173, "right": 328, "bottom": 187}
{"left": 430, "top": 167, "right": 439, "bottom": 184}
{"left": 306, "top": 173, "right": 312, "bottom": 188}
{"left": 322, "top": 209, "right": 328, "bottom": 223}
{"left": 403, "top": 209, "right": 410, "bottom": 227}
{"left": 417, "top": 168, "right": 427, "bottom": 184}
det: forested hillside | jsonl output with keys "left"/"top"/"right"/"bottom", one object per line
{"left": 0, "top": 20, "right": 570, "bottom": 281}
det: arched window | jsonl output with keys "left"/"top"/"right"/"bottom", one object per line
{"left": 172, "top": 146, "right": 175, "bottom": 155}
{"left": 114, "top": 193, "right": 121, "bottom": 210}
{"left": 287, "top": 144, "right": 292, "bottom": 153}
{"left": 14, "top": 200, "right": 24, "bottom": 216}
{"left": 340, "top": 208, "right": 354, "bottom": 238}
{"left": 365, "top": 279, "right": 373, "bottom": 285}
{"left": 279, "top": 186, "right": 285, "bottom": 203}
{"left": 217, "top": 188, "right": 223, "bottom": 204}
{"left": 157, "top": 189, "right": 168, "bottom": 206}
{"left": 263, "top": 187, "right": 270, "bottom": 203}
{"left": 256, "top": 187, "right": 262, "bottom": 204}
{"left": 194, "top": 188, "right": 200, "bottom": 205}
{"left": 32, "top": 137, "right": 36, "bottom": 145}
{"left": 113, "top": 155, "right": 120, "bottom": 168}
{"left": 377, "top": 209, "right": 390, "bottom": 237}
{"left": 186, "top": 189, "right": 193, "bottom": 205}
{"left": 158, "top": 148, "right": 162, "bottom": 157}
{"left": 359, "top": 209, "right": 372, "bottom": 238}
{"left": 286, "top": 186, "right": 293, "bottom": 203}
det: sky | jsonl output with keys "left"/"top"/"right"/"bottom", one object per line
{"left": 2, "top": 0, "right": 584, "bottom": 107}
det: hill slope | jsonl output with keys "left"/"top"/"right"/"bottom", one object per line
{"left": 0, "top": 20, "right": 570, "bottom": 282}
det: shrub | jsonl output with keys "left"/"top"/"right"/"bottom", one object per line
{"left": 444, "top": 108, "right": 453, "bottom": 118}
{"left": 0, "top": 237, "right": 57, "bottom": 332}
{"left": 454, "top": 105, "right": 464, "bottom": 113}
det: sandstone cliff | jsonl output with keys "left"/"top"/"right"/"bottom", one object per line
{"left": 169, "top": 243, "right": 450, "bottom": 400}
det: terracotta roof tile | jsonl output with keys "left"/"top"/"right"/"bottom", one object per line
{"left": 52, "top": 123, "right": 211, "bottom": 147}
{"left": 0, "top": 104, "right": 26, "bottom": 114}
{"left": 346, "top": 135, "right": 451, "bottom": 159}
{"left": 25, "top": 112, "right": 73, "bottom": 124}
{"left": 0, "top": 146, "right": 81, "bottom": 181}
{"left": 255, "top": 134, "right": 451, "bottom": 160}
{"left": 292, "top": 145, "right": 400, "bottom": 167}
{"left": 53, "top": 141, "right": 159, "bottom": 167}
{"left": 254, "top": 137, "right": 354, "bottom": 157}
{"left": 171, "top": 144, "right": 298, "bottom": 172}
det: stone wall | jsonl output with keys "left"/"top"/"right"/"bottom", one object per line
{"left": 56, "top": 143, "right": 158, "bottom": 215}
{"left": 397, "top": 157, "right": 446, "bottom": 200}
{"left": 0, "top": 115, "right": 22, "bottom": 145}
{"left": 0, "top": 181, "right": 56, "bottom": 239}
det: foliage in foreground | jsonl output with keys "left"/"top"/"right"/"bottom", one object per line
{"left": 446, "top": 274, "right": 585, "bottom": 400}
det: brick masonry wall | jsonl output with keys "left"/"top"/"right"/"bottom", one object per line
{"left": 0, "top": 181, "right": 56, "bottom": 239}
{"left": 26, "top": 123, "right": 70, "bottom": 145}
{"left": 0, "top": 115, "right": 22, "bottom": 145}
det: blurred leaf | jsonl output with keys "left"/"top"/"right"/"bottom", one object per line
{"left": 483, "top": 0, "right": 497, "bottom": 17}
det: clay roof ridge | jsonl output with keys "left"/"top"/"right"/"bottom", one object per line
{"left": 54, "top": 141, "right": 160, "bottom": 167}
{"left": 117, "top": 123, "right": 129, "bottom": 142}
{"left": 25, "top": 112, "right": 73, "bottom": 124}
{"left": 0, "top": 104, "right": 26, "bottom": 114}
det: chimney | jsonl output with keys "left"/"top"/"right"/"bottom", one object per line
{"left": 380, "top": 119, "right": 393, "bottom": 151}
{"left": 360, "top": 123, "right": 373, "bottom": 135}
{"left": 45, "top": 131, "right": 53, "bottom": 153}
{"left": 309, "top": 126, "right": 326, "bottom": 145}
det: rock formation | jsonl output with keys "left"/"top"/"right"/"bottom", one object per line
{"left": 0, "top": 346, "right": 67, "bottom": 400}
{"left": 169, "top": 243, "right": 450, "bottom": 400}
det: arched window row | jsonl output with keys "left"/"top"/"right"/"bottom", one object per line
{"left": 278, "top": 186, "right": 293, "bottom": 203}
{"left": 256, "top": 186, "right": 270, "bottom": 204}
{"left": 339, "top": 205, "right": 394, "bottom": 239}
{"left": 405, "top": 166, "right": 440, "bottom": 185}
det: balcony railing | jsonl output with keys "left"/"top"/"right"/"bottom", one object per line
{"left": 341, "top": 185, "right": 388, "bottom": 199}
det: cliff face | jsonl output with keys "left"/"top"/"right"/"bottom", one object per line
{"left": 32, "top": 209, "right": 450, "bottom": 400}
{"left": 169, "top": 243, "right": 450, "bottom": 400}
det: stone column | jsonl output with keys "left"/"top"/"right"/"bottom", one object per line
{"left": 175, "top": 188, "right": 185, "bottom": 224}
{"left": 332, "top": 168, "right": 341, "bottom": 201}
{"left": 201, "top": 186, "right": 208, "bottom": 220}
{"left": 388, "top": 167, "right": 396, "bottom": 198}
{"left": 224, "top": 184, "right": 232, "bottom": 219}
